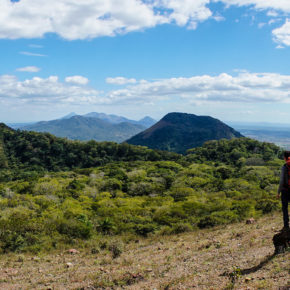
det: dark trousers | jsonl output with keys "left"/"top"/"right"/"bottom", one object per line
{"left": 281, "top": 190, "right": 290, "bottom": 227}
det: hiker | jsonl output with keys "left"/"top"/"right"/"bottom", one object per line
{"left": 277, "top": 151, "right": 290, "bottom": 230}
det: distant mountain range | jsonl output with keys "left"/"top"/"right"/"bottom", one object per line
{"left": 126, "top": 112, "right": 243, "bottom": 153}
{"left": 7, "top": 112, "right": 244, "bottom": 149}
{"left": 19, "top": 113, "right": 156, "bottom": 143}
{"left": 82, "top": 112, "right": 155, "bottom": 127}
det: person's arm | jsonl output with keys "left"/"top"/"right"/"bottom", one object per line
{"left": 277, "top": 165, "right": 286, "bottom": 198}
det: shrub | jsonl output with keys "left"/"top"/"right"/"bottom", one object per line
{"left": 255, "top": 198, "right": 279, "bottom": 214}
{"left": 170, "top": 222, "right": 193, "bottom": 234}
{"left": 108, "top": 240, "right": 124, "bottom": 258}
{"left": 134, "top": 223, "right": 156, "bottom": 237}
{"left": 57, "top": 218, "right": 92, "bottom": 239}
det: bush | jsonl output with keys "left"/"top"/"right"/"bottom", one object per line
{"left": 255, "top": 198, "right": 279, "bottom": 214}
{"left": 134, "top": 223, "right": 156, "bottom": 237}
{"left": 198, "top": 211, "right": 238, "bottom": 228}
{"left": 108, "top": 240, "right": 124, "bottom": 258}
{"left": 170, "top": 222, "right": 193, "bottom": 234}
{"left": 57, "top": 218, "right": 92, "bottom": 239}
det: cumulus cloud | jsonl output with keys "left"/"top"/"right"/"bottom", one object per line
{"left": 0, "top": 0, "right": 220, "bottom": 40}
{"left": 0, "top": 75, "right": 104, "bottom": 105}
{"left": 16, "top": 66, "right": 40, "bottom": 72}
{"left": 2, "top": 72, "right": 290, "bottom": 108}
{"left": 272, "top": 19, "right": 290, "bottom": 46}
{"left": 106, "top": 72, "right": 290, "bottom": 104}
{"left": 65, "top": 76, "right": 89, "bottom": 85}
{"left": 0, "top": 0, "right": 290, "bottom": 46}
{"left": 106, "top": 77, "right": 137, "bottom": 85}
{"left": 158, "top": 0, "right": 212, "bottom": 27}
{"left": 0, "top": 0, "right": 163, "bottom": 40}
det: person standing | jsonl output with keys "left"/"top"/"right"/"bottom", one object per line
{"left": 277, "top": 151, "right": 290, "bottom": 230}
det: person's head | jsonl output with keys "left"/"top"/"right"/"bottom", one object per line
{"left": 283, "top": 151, "right": 290, "bottom": 161}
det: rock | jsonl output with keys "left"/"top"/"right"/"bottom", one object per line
{"left": 273, "top": 228, "right": 290, "bottom": 254}
{"left": 66, "top": 262, "right": 73, "bottom": 268}
{"left": 246, "top": 218, "right": 255, "bottom": 224}
{"left": 68, "top": 248, "right": 79, "bottom": 254}
{"left": 245, "top": 277, "right": 251, "bottom": 282}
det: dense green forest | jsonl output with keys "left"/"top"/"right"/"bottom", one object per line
{"left": 0, "top": 124, "right": 284, "bottom": 253}
{"left": 0, "top": 123, "right": 179, "bottom": 181}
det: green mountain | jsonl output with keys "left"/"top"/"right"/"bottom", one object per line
{"left": 0, "top": 123, "right": 180, "bottom": 176}
{"left": 126, "top": 112, "right": 244, "bottom": 154}
{"left": 20, "top": 115, "right": 146, "bottom": 143}
{"left": 0, "top": 129, "right": 283, "bottom": 255}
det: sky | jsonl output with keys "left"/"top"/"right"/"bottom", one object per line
{"left": 1, "top": 0, "right": 290, "bottom": 124}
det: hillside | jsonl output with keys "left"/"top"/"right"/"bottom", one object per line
{"left": 0, "top": 137, "right": 283, "bottom": 251}
{"left": 0, "top": 213, "right": 288, "bottom": 289}
{"left": 0, "top": 123, "right": 180, "bottom": 178}
{"left": 126, "top": 112, "right": 243, "bottom": 154}
{"left": 20, "top": 115, "right": 146, "bottom": 143}
{"left": 0, "top": 130, "right": 288, "bottom": 288}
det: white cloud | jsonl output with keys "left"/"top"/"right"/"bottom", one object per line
{"left": 216, "top": 0, "right": 290, "bottom": 45}
{"left": 0, "top": 0, "right": 209, "bottom": 40}
{"left": 158, "top": 0, "right": 212, "bottom": 26}
{"left": 0, "top": 0, "right": 227, "bottom": 40}
{"left": 258, "top": 22, "right": 266, "bottom": 28}
{"left": 217, "top": 0, "right": 290, "bottom": 13}
{"left": 29, "top": 44, "right": 43, "bottom": 48}
{"left": 276, "top": 44, "right": 285, "bottom": 49}
{"left": 3, "top": 72, "right": 290, "bottom": 109}
{"left": 106, "top": 77, "right": 137, "bottom": 85}
{"left": 65, "top": 76, "right": 89, "bottom": 85}
{"left": 0, "top": 75, "right": 104, "bottom": 105}
{"left": 272, "top": 19, "right": 290, "bottom": 46}
{"left": 20, "top": 51, "right": 47, "bottom": 57}
{"left": 212, "top": 14, "right": 225, "bottom": 22}
{"left": 268, "top": 19, "right": 278, "bottom": 25}
{"left": 16, "top": 66, "right": 40, "bottom": 72}
{"left": 106, "top": 72, "right": 290, "bottom": 104}
{"left": 0, "top": 0, "right": 289, "bottom": 46}
{"left": 267, "top": 10, "right": 279, "bottom": 17}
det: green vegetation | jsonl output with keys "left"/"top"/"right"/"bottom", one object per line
{"left": 187, "top": 137, "right": 282, "bottom": 165}
{"left": 0, "top": 123, "right": 180, "bottom": 181}
{"left": 0, "top": 124, "right": 284, "bottom": 253}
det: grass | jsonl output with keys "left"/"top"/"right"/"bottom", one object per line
{"left": 0, "top": 212, "right": 289, "bottom": 289}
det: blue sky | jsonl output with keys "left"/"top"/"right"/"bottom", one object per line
{"left": 1, "top": 0, "right": 290, "bottom": 123}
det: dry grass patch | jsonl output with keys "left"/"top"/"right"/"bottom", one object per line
{"left": 0, "top": 212, "right": 289, "bottom": 289}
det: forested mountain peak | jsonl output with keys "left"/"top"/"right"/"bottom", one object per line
{"left": 126, "top": 112, "right": 243, "bottom": 154}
